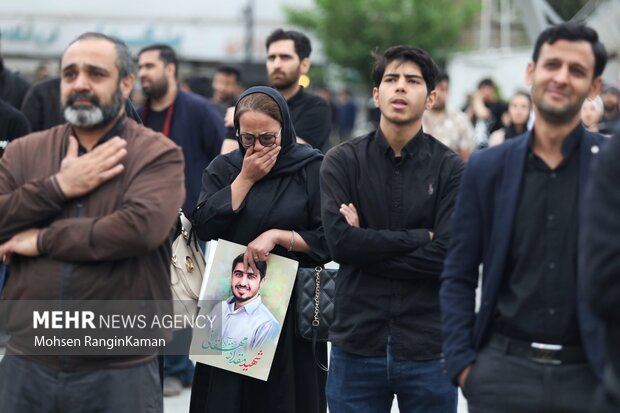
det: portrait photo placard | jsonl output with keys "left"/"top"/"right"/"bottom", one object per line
{"left": 190, "top": 239, "right": 298, "bottom": 381}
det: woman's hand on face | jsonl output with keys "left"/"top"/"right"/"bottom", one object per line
{"left": 239, "top": 146, "right": 281, "bottom": 184}
{"left": 243, "top": 229, "right": 280, "bottom": 272}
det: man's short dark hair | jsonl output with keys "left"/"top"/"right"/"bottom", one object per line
{"left": 138, "top": 44, "right": 179, "bottom": 77}
{"left": 232, "top": 253, "right": 267, "bottom": 280}
{"left": 602, "top": 84, "right": 620, "bottom": 98}
{"left": 215, "top": 65, "right": 242, "bottom": 84}
{"left": 371, "top": 45, "right": 439, "bottom": 92}
{"left": 477, "top": 78, "right": 495, "bottom": 89}
{"left": 532, "top": 22, "right": 607, "bottom": 78}
{"left": 265, "top": 29, "right": 312, "bottom": 60}
{"left": 437, "top": 72, "right": 450, "bottom": 84}
{"left": 68, "top": 32, "right": 135, "bottom": 79}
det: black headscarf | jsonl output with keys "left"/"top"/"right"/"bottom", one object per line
{"left": 221, "top": 86, "right": 322, "bottom": 178}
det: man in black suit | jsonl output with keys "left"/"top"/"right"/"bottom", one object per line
{"left": 441, "top": 23, "right": 608, "bottom": 413}
{"left": 581, "top": 130, "right": 620, "bottom": 412}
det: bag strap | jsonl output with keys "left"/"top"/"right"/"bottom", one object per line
{"left": 180, "top": 212, "right": 206, "bottom": 267}
{"left": 312, "top": 329, "right": 328, "bottom": 372}
{"left": 311, "top": 266, "right": 328, "bottom": 372}
{"left": 312, "top": 266, "right": 322, "bottom": 327}
{"left": 175, "top": 212, "right": 205, "bottom": 301}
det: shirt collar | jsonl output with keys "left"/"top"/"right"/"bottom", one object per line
{"left": 374, "top": 127, "right": 429, "bottom": 160}
{"left": 226, "top": 294, "right": 263, "bottom": 314}
{"left": 75, "top": 115, "right": 127, "bottom": 155}
{"left": 527, "top": 123, "right": 583, "bottom": 160}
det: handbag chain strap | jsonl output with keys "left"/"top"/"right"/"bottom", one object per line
{"left": 312, "top": 266, "right": 322, "bottom": 327}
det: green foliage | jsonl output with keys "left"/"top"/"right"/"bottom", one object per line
{"left": 287, "top": 0, "right": 480, "bottom": 83}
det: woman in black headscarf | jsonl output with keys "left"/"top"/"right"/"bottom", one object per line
{"left": 190, "top": 86, "right": 329, "bottom": 413}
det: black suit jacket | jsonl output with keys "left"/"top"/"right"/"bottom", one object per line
{"left": 440, "top": 126, "right": 607, "bottom": 382}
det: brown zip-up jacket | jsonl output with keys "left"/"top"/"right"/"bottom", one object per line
{"left": 0, "top": 117, "right": 185, "bottom": 370}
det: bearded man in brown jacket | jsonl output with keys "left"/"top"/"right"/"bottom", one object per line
{"left": 0, "top": 33, "right": 184, "bottom": 413}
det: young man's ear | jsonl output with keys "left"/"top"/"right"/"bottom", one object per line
{"left": 588, "top": 76, "right": 603, "bottom": 99}
{"left": 425, "top": 90, "right": 437, "bottom": 110}
{"left": 299, "top": 57, "right": 311, "bottom": 75}
{"left": 525, "top": 61, "right": 535, "bottom": 87}
{"left": 372, "top": 87, "right": 380, "bottom": 108}
{"left": 165, "top": 63, "right": 176, "bottom": 79}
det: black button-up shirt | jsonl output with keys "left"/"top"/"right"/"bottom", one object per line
{"left": 495, "top": 126, "right": 582, "bottom": 345}
{"left": 320, "top": 128, "right": 465, "bottom": 359}
{"left": 76, "top": 117, "right": 126, "bottom": 155}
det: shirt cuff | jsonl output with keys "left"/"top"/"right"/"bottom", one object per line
{"left": 37, "top": 228, "right": 48, "bottom": 255}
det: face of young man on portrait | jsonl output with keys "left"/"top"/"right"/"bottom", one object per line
{"left": 373, "top": 60, "right": 435, "bottom": 127}
{"left": 230, "top": 262, "right": 265, "bottom": 307}
{"left": 526, "top": 39, "right": 601, "bottom": 125}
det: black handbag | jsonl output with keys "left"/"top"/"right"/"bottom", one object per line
{"left": 295, "top": 266, "right": 337, "bottom": 371}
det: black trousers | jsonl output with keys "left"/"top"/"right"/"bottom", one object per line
{"left": 0, "top": 355, "right": 162, "bottom": 413}
{"left": 463, "top": 342, "right": 598, "bottom": 413}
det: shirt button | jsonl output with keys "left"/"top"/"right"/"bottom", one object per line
{"left": 550, "top": 172, "right": 557, "bottom": 179}
{"left": 549, "top": 262, "right": 556, "bottom": 269}
{"left": 547, "top": 214, "right": 555, "bottom": 221}
{"left": 549, "top": 308, "right": 556, "bottom": 315}
{"left": 395, "top": 170, "right": 400, "bottom": 175}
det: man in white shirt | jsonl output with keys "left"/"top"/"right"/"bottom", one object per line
{"left": 209, "top": 254, "right": 279, "bottom": 351}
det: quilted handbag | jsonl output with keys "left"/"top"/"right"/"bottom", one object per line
{"left": 170, "top": 212, "right": 205, "bottom": 323}
{"left": 295, "top": 266, "right": 337, "bottom": 370}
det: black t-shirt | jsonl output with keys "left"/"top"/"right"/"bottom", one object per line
{"left": 144, "top": 108, "right": 167, "bottom": 133}
{"left": 287, "top": 88, "right": 332, "bottom": 152}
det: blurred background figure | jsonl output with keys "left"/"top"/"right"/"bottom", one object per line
{"left": 465, "top": 78, "right": 507, "bottom": 148}
{"left": 0, "top": 29, "right": 30, "bottom": 109}
{"left": 366, "top": 96, "right": 381, "bottom": 130}
{"left": 598, "top": 85, "right": 620, "bottom": 135}
{"left": 423, "top": 72, "right": 475, "bottom": 159}
{"left": 180, "top": 75, "right": 212, "bottom": 99}
{"left": 210, "top": 65, "right": 243, "bottom": 145}
{"left": 581, "top": 96, "right": 604, "bottom": 134}
{"left": 336, "top": 88, "right": 357, "bottom": 143}
{"left": 33, "top": 62, "right": 50, "bottom": 82}
{"left": 210, "top": 65, "right": 243, "bottom": 116}
{"left": 488, "top": 91, "right": 532, "bottom": 146}
{"left": 315, "top": 85, "right": 340, "bottom": 147}
{"left": 20, "top": 77, "right": 63, "bottom": 132}
{"left": 0, "top": 97, "right": 30, "bottom": 157}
